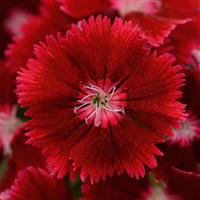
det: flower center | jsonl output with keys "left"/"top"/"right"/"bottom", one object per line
{"left": 74, "top": 81, "right": 127, "bottom": 128}
{"left": 0, "top": 106, "right": 21, "bottom": 155}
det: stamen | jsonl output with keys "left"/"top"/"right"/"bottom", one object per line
{"left": 85, "top": 110, "right": 96, "bottom": 124}
{"left": 85, "top": 83, "right": 106, "bottom": 94}
{"left": 104, "top": 104, "right": 125, "bottom": 113}
{"left": 78, "top": 93, "right": 95, "bottom": 102}
{"left": 108, "top": 86, "right": 116, "bottom": 100}
{"left": 74, "top": 102, "right": 90, "bottom": 114}
{"left": 74, "top": 81, "right": 126, "bottom": 127}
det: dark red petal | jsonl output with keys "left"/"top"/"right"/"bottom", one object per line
{"left": 158, "top": 0, "right": 200, "bottom": 65}
{"left": 112, "top": 0, "right": 162, "bottom": 16}
{"left": 81, "top": 174, "right": 148, "bottom": 200}
{"left": 167, "top": 167, "right": 200, "bottom": 200}
{"left": 155, "top": 143, "right": 199, "bottom": 182}
{"left": 58, "top": 0, "right": 112, "bottom": 18}
{"left": 62, "top": 16, "right": 149, "bottom": 82}
{"left": 182, "top": 65, "right": 200, "bottom": 118}
{"left": 70, "top": 117, "right": 163, "bottom": 183}
{"left": 0, "top": 60, "right": 15, "bottom": 105}
{"left": 25, "top": 108, "right": 87, "bottom": 178}
{"left": 6, "top": 0, "right": 74, "bottom": 74}
{"left": 16, "top": 34, "right": 87, "bottom": 108}
{"left": 0, "top": 0, "right": 39, "bottom": 56}
{"left": 24, "top": 105, "right": 162, "bottom": 182}
{"left": 127, "top": 13, "right": 189, "bottom": 46}
{"left": 126, "top": 53, "right": 186, "bottom": 137}
{"left": 169, "top": 14, "right": 200, "bottom": 65}
{"left": 7, "top": 167, "right": 73, "bottom": 200}
{"left": 0, "top": 125, "right": 47, "bottom": 192}
{"left": 160, "top": 0, "right": 200, "bottom": 19}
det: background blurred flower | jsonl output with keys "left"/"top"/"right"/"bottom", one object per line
{"left": 6, "top": 0, "right": 75, "bottom": 75}
{"left": 1, "top": 167, "right": 73, "bottom": 200}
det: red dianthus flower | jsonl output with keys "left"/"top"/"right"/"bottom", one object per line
{"left": 2, "top": 167, "right": 73, "bottom": 200}
{"left": 17, "top": 16, "right": 185, "bottom": 183}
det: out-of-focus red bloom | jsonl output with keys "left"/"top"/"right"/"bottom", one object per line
{"left": 182, "top": 65, "right": 200, "bottom": 118}
{"left": 4, "top": 9, "right": 32, "bottom": 38}
{"left": 0, "top": 0, "right": 40, "bottom": 57}
{"left": 17, "top": 16, "right": 185, "bottom": 183}
{"left": 0, "top": 105, "right": 21, "bottom": 155}
{"left": 1, "top": 167, "right": 73, "bottom": 200}
{"left": 0, "top": 125, "right": 47, "bottom": 192}
{"left": 169, "top": 113, "right": 200, "bottom": 147}
{"left": 81, "top": 173, "right": 148, "bottom": 200}
{"left": 163, "top": 63, "right": 200, "bottom": 148}
{"left": 6, "top": 0, "right": 74, "bottom": 74}
{"left": 159, "top": 0, "right": 200, "bottom": 18}
{"left": 167, "top": 167, "right": 200, "bottom": 200}
{"left": 143, "top": 185, "right": 181, "bottom": 200}
{"left": 155, "top": 141, "right": 200, "bottom": 182}
{"left": 0, "top": 61, "right": 18, "bottom": 155}
{"left": 158, "top": 0, "right": 200, "bottom": 65}
{"left": 111, "top": 0, "right": 200, "bottom": 64}
{"left": 111, "top": 0, "right": 190, "bottom": 47}
{"left": 81, "top": 173, "right": 184, "bottom": 200}
{"left": 0, "top": 0, "right": 39, "bottom": 17}
{"left": 126, "top": 13, "right": 189, "bottom": 47}
{"left": 57, "top": 0, "right": 112, "bottom": 18}
{"left": 167, "top": 16, "right": 200, "bottom": 65}
{"left": 113, "top": 0, "right": 161, "bottom": 16}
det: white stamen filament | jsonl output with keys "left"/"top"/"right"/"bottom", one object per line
{"left": 104, "top": 104, "right": 125, "bottom": 114}
{"left": 74, "top": 102, "right": 90, "bottom": 114}
{"left": 85, "top": 83, "right": 106, "bottom": 94}
{"left": 85, "top": 110, "right": 96, "bottom": 124}
{"left": 78, "top": 93, "right": 95, "bottom": 102}
{"left": 108, "top": 86, "right": 116, "bottom": 100}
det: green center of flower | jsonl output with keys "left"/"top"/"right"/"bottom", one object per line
{"left": 92, "top": 93, "right": 108, "bottom": 108}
